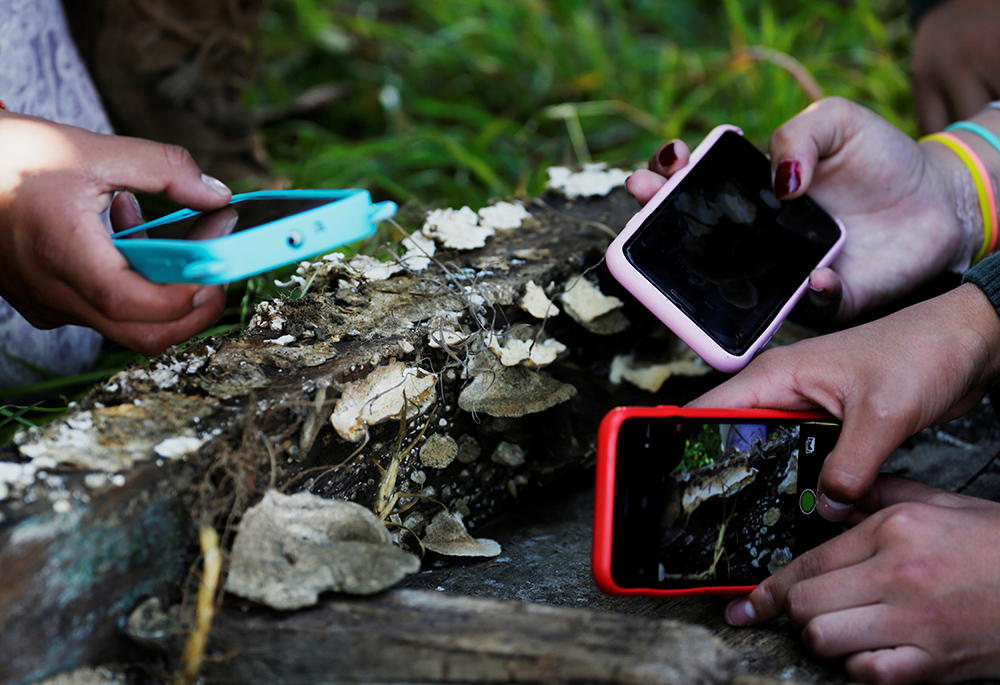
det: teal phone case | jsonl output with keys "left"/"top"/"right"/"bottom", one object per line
{"left": 112, "top": 189, "right": 397, "bottom": 284}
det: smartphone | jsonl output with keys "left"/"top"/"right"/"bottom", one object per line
{"left": 607, "top": 126, "right": 845, "bottom": 372}
{"left": 593, "top": 405, "right": 842, "bottom": 597}
{"left": 112, "top": 189, "right": 397, "bottom": 284}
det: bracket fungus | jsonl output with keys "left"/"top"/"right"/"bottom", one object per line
{"left": 421, "top": 510, "right": 501, "bottom": 558}
{"left": 330, "top": 362, "right": 438, "bottom": 442}
{"left": 519, "top": 281, "right": 560, "bottom": 320}
{"left": 561, "top": 275, "right": 623, "bottom": 323}
{"left": 609, "top": 353, "right": 710, "bottom": 394}
{"left": 458, "top": 349, "right": 576, "bottom": 418}
{"left": 422, "top": 207, "right": 495, "bottom": 250}
{"left": 225, "top": 490, "right": 420, "bottom": 610}
{"left": 486, "top": 332, "right": 566, "bottom": 368}
{"left": 559, "top": 275, "right": 629, "bottom": 335}
{"left": 546, "top": 163, "right": 631, "bottom": 199}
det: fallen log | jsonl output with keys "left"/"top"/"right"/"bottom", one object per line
{"left": 195, "top": 589, "right": 742, "bottom": 685}
{"left": 1, "top": 169, "right": 733, "bottom": 682}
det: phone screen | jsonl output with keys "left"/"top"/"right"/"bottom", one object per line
{"left": 622, "top": 131, "right": 842, "bottom": 356}
{"left": 121, "top": 198, "right": 339, "bottom": 241}
{"left": 610, "top": 416, "right": 841, "bottom": 589}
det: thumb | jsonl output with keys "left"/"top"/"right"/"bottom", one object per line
{"left": 814, "top": 402, "right": 913, "bottom": 521}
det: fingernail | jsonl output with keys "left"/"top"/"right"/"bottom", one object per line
{"left": 656, "top": 142, "right": 677, "bottom": 170}
{"left": 201, "top": 173, "right": 231, "bottom": 197}
{"left": 807, "top": 290, "right": 837, "bottom": 312}
{"left": 817, "top": 494, "right": 853, "bottom": 522}
{"left": 127, "top": 192, "right": 144, "bottom": 220}
{"left": 725, "top": 598, "right": 756, "bottom": 626}
{"left": 774, "top": 160, "right": 801, "bottom": 197}
{"left": 192, "top": 286, "right": 214, "bottom": 308}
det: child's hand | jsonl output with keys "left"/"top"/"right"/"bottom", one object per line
{"left": 627, "top": 98, "right": 975, "bottom": 322}
{"left": 0, "top": 111, "right": 232, "bottom": 355}
{"left": 725, "top": 474, "right": 1000, "bottom": 685}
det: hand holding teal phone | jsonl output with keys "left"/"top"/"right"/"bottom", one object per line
{"left": 112, "top": 189, "right": 397, "bottom": 284}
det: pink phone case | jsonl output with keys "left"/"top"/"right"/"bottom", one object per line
{"left": 607, "top": 125, "right": 846, "bottom": 372}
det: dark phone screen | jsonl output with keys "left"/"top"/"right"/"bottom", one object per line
{"left": 623, "top": 131, "right": 842, "bottom": 355}
{"left": 120, "top": 198, "right": 338, "bottom": 241}
{"left": 610, "top": 417, "right": 841, "bottom": 589}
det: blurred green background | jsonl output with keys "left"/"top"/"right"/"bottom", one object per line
{"left": 255, "top": 0, "right": 913, "bottom": 209}
{"left": 2, "top": 0, "right": 914, "bottom": 426}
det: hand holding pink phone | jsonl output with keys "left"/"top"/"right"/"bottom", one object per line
{"left": 607, "top": 126, "right": 845, "bottom": 372}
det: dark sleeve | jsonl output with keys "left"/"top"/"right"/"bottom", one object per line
{"left": 963, "top": 252, "right": 1000, "bottom": 316}
{"left": 909, "top": 0, "right": 951, "bottom": 27}
{"left": 963, "top": 253, "right": 1000, "bottom": 418}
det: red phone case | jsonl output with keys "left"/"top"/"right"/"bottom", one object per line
{"left": 592, "top": 405, "right": 834, "bottom": 597}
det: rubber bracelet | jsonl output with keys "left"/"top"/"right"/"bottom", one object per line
{"left": 921, "top": 131, "right": 998, "bottom": 263}
{"left": 946, "top": 121, "right": 1000, "bottom": 161}
{"left": 0, "top": 100, "right": 6, "bottom": 111}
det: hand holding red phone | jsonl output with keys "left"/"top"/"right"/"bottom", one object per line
{"left": 0, "top": 110, "right": 231, "bottom": 355}
{"left": 628, "top": 97, "right": 977, "bottom": 322}
{"left": 726, "top": 474, "right": 1000, "bottom": 685}
{"left": 593, "top": 406, "right": 841, "bottom": 596}
{"left": 690, "top": 282, "right": 1000, "bottom": 518}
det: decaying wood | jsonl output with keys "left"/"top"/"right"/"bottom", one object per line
{"left": 196, "top": 589, "right": 744, "bottom": 684}
{"left": 1, "top": 178, "right": 737, "bottom": 683}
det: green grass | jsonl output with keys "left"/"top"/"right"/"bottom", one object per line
{"left": 254, "top": 0, "right": 913, "bottom": 207}
{"left": 1, "top": 0, "right": 914, "bottom": 420}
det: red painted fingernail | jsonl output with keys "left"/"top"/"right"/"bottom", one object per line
{"left": 774, "top": 160, "right": 801, "bottom": 197}
{"left": 657, "top": 142, "right": 677, "bottom": 169}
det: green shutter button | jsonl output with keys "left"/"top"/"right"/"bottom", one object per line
{"left": 800, "top": 489, "right": 817, "bottom": 514}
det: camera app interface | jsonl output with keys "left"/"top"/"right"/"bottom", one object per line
{"left": 611, "top": 418, "right": 840, "bottom": 588}
{"left": 623, "top": 131, "right": 841, "bottom": 355}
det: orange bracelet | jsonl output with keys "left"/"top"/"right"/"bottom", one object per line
{"left": 0, "top": 100, "right": 6, "bottom": 111}
{"left": 921, "top": 131, "right": 999, "bottom": 263}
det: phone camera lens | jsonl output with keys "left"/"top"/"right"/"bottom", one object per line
{"left": 287, "top": 231, "right": 304, "bottom": 248}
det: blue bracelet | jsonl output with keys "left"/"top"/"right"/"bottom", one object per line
{"left": 946, "top": 120, "right": 1000, "bottom": 159}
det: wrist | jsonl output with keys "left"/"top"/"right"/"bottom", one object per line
{"left": 955, "top": 276, "right": 1000, "bottom": 384}
{"left": 920, "top": 138, "right": 988, "bottom": 272}
{"left": 941, "top": 110, "right": 1000, "bottom": 266}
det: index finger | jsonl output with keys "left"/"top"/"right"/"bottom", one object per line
{"left": 768, "top": 97, "right": 872, "bottom": 199}
{"left": 49, "top": 214, "right": 205, "bottom": 324}
{"left": 725, "top": 521, "right": 879, "bottom": 626}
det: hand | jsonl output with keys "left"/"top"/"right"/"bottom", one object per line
{"left": 912, "top": 0, "right": 1000, "bottom": 134}
{"left": 689, "top": 282, "right": 1000, "bottom": 513}
{"left": 627, "top": 98, "right": 974, "bottom": 322}
{"left": 725, "top": 475, "right": 1000, "bottom": 685}
{"left": 0, "top": 110, "right": 232, "bottom": 356}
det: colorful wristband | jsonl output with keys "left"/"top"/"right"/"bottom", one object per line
{"left": 946, "top": 121, "right": 1000, "bottom": 161}
{"left": 0, "top": 99, "right": 6, "bottom": 111}
{"left": 921, "top": 131, "right": 998, "bottom": 263}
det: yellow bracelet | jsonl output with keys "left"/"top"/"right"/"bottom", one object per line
{"left": 920, "top": 131, "right": 998, "bottom": 263}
